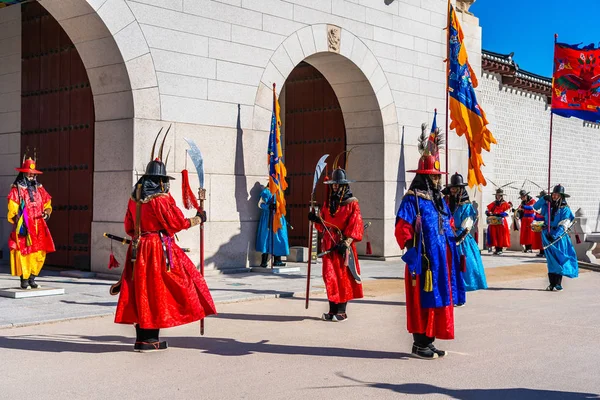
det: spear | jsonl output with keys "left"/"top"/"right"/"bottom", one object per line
{"left": 305, "top": 154, "right": 328, "bottom": 309}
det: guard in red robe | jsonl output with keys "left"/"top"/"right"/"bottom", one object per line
{"left": 486, "top": 188, "right": 511, "bottom": 254}
{"left": 516, "top": 189, "right": 536, "bottom": 252}
{"left": 114, "top": 132, "right": 216, "bottom": 352}
{"left": 7, "top": 157, "right": 55, "bottom": 289}
{"left": 308, "top": 167, "right": 363, "bottom": 322}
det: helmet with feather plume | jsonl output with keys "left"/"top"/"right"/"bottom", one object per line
{"left": 325, "top": 148, "right": 356, "bottom": 185}
{"left": 408, "top": 115, "right": 446, "bottom": 175}
{"left": 144, "top": 125, "right": 174, "bottom": 180}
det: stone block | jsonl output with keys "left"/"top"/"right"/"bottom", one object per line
{"left": 252, "top": 105, "right": 272, "bottom": 132}
{"left": 0, "top": 132, "right": 19, "bottom": 155}
{"left": 61, "top": 13, "right": 111, "bottom": 44}
{"left": 283, "top": 33, "right": 305, "bottom": 67}
{"left": 87, "top": 63, "right": 132, "bottom": 96}
{"left": 97, "top": 0, "right": 136, "bottom": 35}
{"left": 288, "top": 246, "right": 309, "bottom": 262}
{"left": 142, "top": 24, "right": 208, "bottom": 58}
{"left": 241, "top": 0, "right": 294, "bottom": 20}
{"left": 208, "top": 80, "right": 257, "bottom": 107}
{"left": 216, "top": 60, "right": 264, "bottom": 87}
{"left": 392, "top": 90, "right": 427, "bottom": 112}
{"left": 161, "top": 96, "right": 253, "bottom": 129}
{"left": 398, "top": 1, "right": 430, "bottom": 24}
{"left": 311, "top": 24, "right": 328, "bottom": 53}
{"left": 383, "top": 217, "right": 402, "bottom": 257}
{"left": 131, "top": 0, "right": 183, "bottom": 11}
{"left": 343, "top": 110, "right": 383, "bottom": 130}
{"left": 157, "top": 72, "right": 207, "bottom": 99}
{"left": 133, "top": 87, "right": 160, "bottom": 120}
{"left": 0, "top": 4, "right": 20, "bottom": 23}
{"left": 94, "top": 91, "right": 134, "bottom": 121}
{"left": 296, "top": 26, "right": 317, "bottom": 58}
{"left": 331, "top": 80, "right": 373, "bottom": 98}
{"left": 0, "top": 37, "right": 20, "bottom": 59}
{"left": 75, "top": 37, "right": 126, "bottom": 69}
{"left": 365, "top": 7, "right": 393, "bottom": 29}
{"left": 368, "top": 66, "right": 388, "bottom": 94}
{"left": 351, "top": 181, "right": 385, "bottom": 220}
{"left": 113, "top": 22, "right": 149, "bottom": 62}
{"left": 387, "top": 72, "right": 420, "bottom": 94}
{"left": 0, "top": 54, "right": 19, "bottom": 76}
{"left": 0, "top": 19, "right": 19, "bottom": 41}
{"left": 152, "top": 49, "right": 216, "bottom": 79}
{"left": 92, "top": 171, "right": 133, "bottom": 222}
{"left": 259, "top": 62, "right": 285, "bottom": 92}
{"left": 203, "top": 220, "right": 260, "bottom": 270}
{"left": 128, "top": 1, "right": 231, "bottom": 41}
{"left": 357, "top": 0, "right": 398, "bottom": 14}
{"left": 417, "top": 50, "right": 444, "bottom": 71}
{"left": 133, "top": 119, "right": 176, "bottom": 171}
{"left": 332, "top": 0, "right": 365, "bottom": 22}
{"left": 263, "top": 14, "right": 307, "bottom": 37}
{"left": 381, "top": 102, "right": 398, "bottom": 127}
{"left": 339, "top": 95, "right": 380, "bottom": 114}
{"left": 0, "top": 151, "right": 18, "bottom": 174}
{"left": 0, "top": 287, "right": 65, "bottom": 299}
{"left": 0, "top": 111, "right": 19, "bottom": 135}
{"left": 339, "top": 28, "right": 355, "bottom": 60}
{"left": 209, "top": 38, "right": 272, "bottom": 69}
{"left": 0, "top": 92, "right": 19, "bottom": 113}
{"left": 208, "top": 174, "right": 264, "bottom": 223}
{"left": 94, "top": 119, "right": 134, "bottom": 172}
{"left": 233, "top": 26, "right": 285, "bottom": 52}
{"left": 375, "top": 85, "right": 394, "bottom": 110}
{"left": 186, "top": 0, "right": 262, "bottom": 29}
{"left": 126, "top": 53, "right": 158, "bottom": 90}
{"left": 350, "top": 39, "right": 368, "bottom": 67}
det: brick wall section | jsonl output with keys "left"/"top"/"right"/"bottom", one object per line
{"left": 479, "top": 71, "right": 600, "bottom": 232}
{"left": 0, "top": 6, "right": 21, "bottom": 264}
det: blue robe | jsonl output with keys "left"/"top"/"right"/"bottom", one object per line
{"left": 534, "top": 198, "right": 578, "bottom": 278}
{"left": 255, "top": 188, "right": 289, "bottom": 256}
{"left": 453, "top": 202, "right": 487, "bottom": 292}
{"left": 397, "top": 193, "right": 463, "bottom": 308}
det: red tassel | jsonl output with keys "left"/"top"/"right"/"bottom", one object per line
{"left": 460, "top": 254, "right": 466, "bottom": 273}
{"left": 414, "top": 215, "right": 422, "bottom": 236}
{"left": 108, "top": 253, "right": 120, "bottom": 270}
{"left": 366, "top": 241, "right": 373, "bottom": 255}
{"left": 181, "top": 169, "right": 199, "bottom": 210}
{"left": 575, "top": 234, "right": 581, "bottom": 244}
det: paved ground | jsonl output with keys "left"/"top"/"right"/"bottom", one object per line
{"left": 0, "top": 251, "right": 547, "bottom": 328}
{"left": 0, "top": 261, "right": 598, "bottom": 400}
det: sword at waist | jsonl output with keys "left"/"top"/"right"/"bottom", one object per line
{"left": 103, "top": 232, "right": 190, "bottom": 252}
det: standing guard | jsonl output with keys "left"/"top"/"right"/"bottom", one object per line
{"left": 308, "top": 154, "right": 364, "bottom": 322}
{"left": 7, "top": 154, "right": 55, "bottom": 289}
{"left": 517, "top": 189, "right": 536, "bottom": 252}
{"left": 255, "top": 182, "right": 289, "bottom": 267}
{"left": 485, "top": 188, "right": 511, "bottom": 254}
{"left": 114, "top": 129, "right": 217, "bottom": 352}
{"left": 531, "top": 190, "right": 547, "bottom": 257}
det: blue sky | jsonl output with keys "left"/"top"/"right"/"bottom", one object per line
{"left": 470, "top": 0, "right": 600, "bottom": 77}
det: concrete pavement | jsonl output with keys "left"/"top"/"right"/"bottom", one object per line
{"left": 0, "top": 263, "right": 598, "bottom": 400}
{"left": 0, "top": 251, "right": 548, "bottom": 328}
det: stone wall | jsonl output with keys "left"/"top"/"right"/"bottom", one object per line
{"left": 0, "top": 6, "right": 21, "bottom": 263}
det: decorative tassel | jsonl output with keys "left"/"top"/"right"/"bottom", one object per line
{"left": 181, "top": 169, "right": 199, "bottom": 210}
{"left": 575, "top": 233, "right": 581, "bottom": 244}
{"left": 108, "top": 253, "right": 120, "bottom": 270}
{"left": 414, "top": 214, "right": 422, "bottom": 236}
{"left": 460, "top": 254, "right": 466, "bottom": 273}
{"left": 365, "top": 241, "right": 372, "bottom": 255}
{"left": 424, "top": 269, "right": 433, "bottom": 292}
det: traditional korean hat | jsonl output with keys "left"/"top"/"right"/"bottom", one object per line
{"left": 495, "top": 188, "right": 505, "bottom": 197}
{"left": 552, "top": 184, "right": 570, "bottom": 198}
{"left": 325, "top": 149, "right": 355, "bottom": 185}
{"left": 536, "top": 190, "right": 547, "bottom": 198}
{"left": 408, "top": 119, "right": 446, "bottom": 175}
{"left": 447, "top": 172, "right": 468, "bottom": 188}
{"left": 16, "top": 149, "right": 42, "bottom": 174}
{"left": 144, "top": 125, "right": 174, "bottom": 180}
{"left": 519, "top": 189, "right": 530, "bottom": 197}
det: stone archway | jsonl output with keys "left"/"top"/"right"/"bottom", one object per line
{"left": 253, "top": 25, "right": 399, "bottom": 257}
{"left": 35, "top": 0, "right": 161, "bottom": 272}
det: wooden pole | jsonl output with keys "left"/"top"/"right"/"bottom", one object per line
{"left": 445, "top": 0, "right": 451, "bottom": 185}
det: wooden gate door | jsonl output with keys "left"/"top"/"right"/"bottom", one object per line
{"left": 284, "top": 62, "right": 346, "bottom": 247}
{"left": 21, "top": 3, "right": 94, "bottom": 270}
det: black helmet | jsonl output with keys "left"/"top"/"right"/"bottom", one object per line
{"left": 324, "top": 168, "right": 355, "bottom": 185}
{"left": 519, "top": 189, "right": 530, "bottom": 197}
{"left": 447, "top": 172, "right": 467, "bottom": 188}
{"left": 552, "top": 184, "right": 570, "bottom": 198}
{"left": 143, "top": 125, "right": 174, "bottom": 180}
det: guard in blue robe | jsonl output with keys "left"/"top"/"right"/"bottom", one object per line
{"left": 533, "top": 185, "right": 578, "bottom": 291}
{"left": 255, "top": 186, "right": 289, "bottom": 267}
{"left": 444, "top": 173, "right": 487, "bottom": 295}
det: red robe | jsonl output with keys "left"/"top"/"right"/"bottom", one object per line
{"left": 395, "top": 217, "right": 454, "bottom": 340}
{"left": 315, "top": 198, "right": 364, "bottom": 303}
{"left": 114, "top": 193, "right": 217, "bottom": 329}
{"left": 519, "top": 198, "right": 536, "bottom": 246}
{"left": 7, "top": 184, "right": 55, "bottom": 255}
{"left": 531, "top": 211, "right": 544, "bottom": 250}
{"left": 486, "top": 201, "right": 511, "bottom": 248}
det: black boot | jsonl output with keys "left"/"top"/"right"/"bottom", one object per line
{"left": 28, "top": 274, "right": 40, "bottom": 289}
{"left": 259, "top": 253, "right": 269, "bottom": 268}
{"left": 20, "top": 276, "right": 30, "bottom": 290}
{"left": 273, "top": 256, "right": 286, "bottom": 267}
{"left": 134, "top": 326, "right": 167, "bottom": 352}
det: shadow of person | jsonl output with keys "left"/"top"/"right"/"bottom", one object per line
{"left": 213, "top": 312, "right": 322, "bottom": 323}
{"left": 0, "top": 334, "right": 130, "bottom": 354}
{"left": 333, "top": 374, "right": 600, "bottom": 399}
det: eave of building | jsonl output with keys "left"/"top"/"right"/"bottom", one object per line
{"left": 482, "top": 49, "right": 552, "bottom": 101}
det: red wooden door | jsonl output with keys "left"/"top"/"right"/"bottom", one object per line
{"left": 283, "top": 62, "right": 346, "bottom": 247}
{"left": 21, "top": 3, "right": 94, "bottom": 270}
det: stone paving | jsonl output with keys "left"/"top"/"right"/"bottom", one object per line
{"left": 0, "top": 251, "right": 553, "bottom": 329}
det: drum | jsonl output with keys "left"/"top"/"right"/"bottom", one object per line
{"left": 486, "top": 216, "right": 502, "bottom": 225}
{"left": 531, "top": 221, "right": 545, "bottom": 232}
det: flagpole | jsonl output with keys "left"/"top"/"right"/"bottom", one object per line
{"left": 445, "top": 0, "right": 451, "bottom": 185}
{"left": 547, "top": 34, "right": 558, "bottom": 233}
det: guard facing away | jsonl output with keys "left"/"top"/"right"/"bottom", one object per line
{"left": 534, "top": 185, "right": 578, "bottom": 291}
{"left": 308, "top": 163, "right": 364, "bottom": 322}
{"left": 7, "top": 155, "right": 55, "bottom": 289}
{"left": 531, "top": 190, "right": 547, "bottom": 257}
{"left": 485, "top": 188, "right": 511, "bottom": 254}
{"left": 114, "top": 129, "right": 217, "bottom": 352}
{"left": 255, "top": 183, "right": 289, "bottom": 267}
{"left": 395, "top": 121, "right": 460, "bottom": 360}
{"left": 517, "top": 189, "right": 536, "bottom": 253}
{"left": 444, "top": 173, "right": 487, "bottom": 295}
